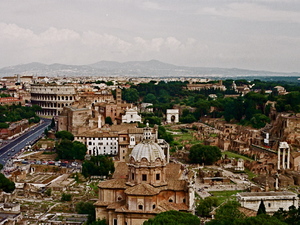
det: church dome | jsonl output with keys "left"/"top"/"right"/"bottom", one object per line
{"left": 131, "top": 141, "right": 165, "bottom": 162}
{"left": 130, "top": 124, "right": 165, "bottom": 163}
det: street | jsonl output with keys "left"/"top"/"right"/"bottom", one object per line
{"left": 0, "top": 118, "right": 51, "bottom": 166}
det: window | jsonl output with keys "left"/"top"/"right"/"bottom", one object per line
{"left": 132, "top": 173, "right": 135, "bottom": 180}
{"left": 113, "top": 219, "right": 117, "bottom": 225}
{"left": 153, "top": 204, "right": 156, "bottom": 209}
{"left": 142, "top": 174, "right": 147, "bottom": 181}
{"left": 138, "top": 205, "right": 143, "bottom": 210}
{"left": 169, "top": 199, "right": 173, "bottom": 202}
{"left": 268, "top": 203, "right": 271, "bottom": 207}
{"left": 156, "top": 173, "right": 160, "bottom": 180}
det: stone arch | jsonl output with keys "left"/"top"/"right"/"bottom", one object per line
{"left": 166, "top": 109, "right": 179, "bottom": 123}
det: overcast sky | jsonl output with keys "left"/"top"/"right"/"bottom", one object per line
{"left": 0, "top": 0, "right": 300, "bottom": 72}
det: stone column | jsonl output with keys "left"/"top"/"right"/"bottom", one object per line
{"left": 283, "top": 148, "right": 286, "bottom": 169}
{"left": 287, "top": 148, "right": 290, "bottom": 169}
{"left": 278, "top": 148, "right": 281, "bottom": 170}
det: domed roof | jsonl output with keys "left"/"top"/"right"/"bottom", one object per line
{"left": 130, "top": 124, "right": 165, "bottom": 163}
{"left": 130, "top": 141, "right": 165, "bottom": 162}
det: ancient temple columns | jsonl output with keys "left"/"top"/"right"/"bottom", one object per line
{"left": 277, "top": 142, "right": 290, "bottom": 170}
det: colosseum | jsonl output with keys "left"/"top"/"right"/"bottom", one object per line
{"left": 30, "top": 84, "right": 76, "bottom": 116}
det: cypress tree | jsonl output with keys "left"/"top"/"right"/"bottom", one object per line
{"left": 257, "top": 199, "right": 266, "bottom": 215}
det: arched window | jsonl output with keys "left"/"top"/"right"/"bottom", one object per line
{"left": 169, "top": 199, "right": 173, "bottom": 203}
{"left": 138, "top": 205, "right": 143, "bottom": 210}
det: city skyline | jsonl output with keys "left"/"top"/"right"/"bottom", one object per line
{"left": 0, "top": 0, "right": 300, "bottom": 73}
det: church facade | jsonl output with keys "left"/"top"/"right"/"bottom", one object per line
{"left": 95, "top": 125, "right": 195, "bottom": 225}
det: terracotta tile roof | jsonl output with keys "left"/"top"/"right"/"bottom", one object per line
{"left": 94, "top": 201, "right": 110, "bottom": 206}
{"left": 125, "top": 183, "right": 160, "bottom": 196}
{"left": 98, "top": 178, "right": 127, "bottom": 189}
{"left": 111, "top": 124, "right": 137, "bottom": 132}
{"left": 154, "top": 200, "right": 189, "bottom": 213}
{"left": 78, "top": 129, "right": 118, "bottom": 138}
{"left": 128, "top": 128, "right": 144, "bottom": 134}
{"left": 165, "top": 180, "right": 186, "bottom": 191}
{"left": 238, "top": 207, "right": 257, "bottom": 217}
{"left": 107, "top": 200, "right": 126, "bottom": 209}
{"left": 165, "top": 163, "right": 183, "bottom": 180}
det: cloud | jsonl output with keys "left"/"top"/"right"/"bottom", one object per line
{"left": 0, "top": 21, "right": 300, "bottom": 72}
{"left": 0, "top": 23, "right": 207, "bottom": 66}
{"left": 199, "top": 3, "right": 300, "bottom": 23}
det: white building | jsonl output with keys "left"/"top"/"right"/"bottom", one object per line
{"left": 122, "top": 107, "right": 142, "bottom": 123}
{"left": 82, "top": 132, "right": 119, "bottom": 156}
{"left": 237, "top": 191, "right": 298, "bottom": 214}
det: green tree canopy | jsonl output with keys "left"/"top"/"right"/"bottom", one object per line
{"left": 206, "top": 201, "right": 245, "bottom": 225}
{"left": 105, "top": 116, "right": 113, "bottom": 125}
{"left": 0, "top": 123, "right": 9, "bottom": 129}
{"left": 0, "top": 173, "right": 15, "bottom": 193}
{"left": 196, "top": 197, "right": 219, "bottom": 217}
{"left": 56, "top": 140, "right": 87, "bottom": 160}
{"left": 143, "top": 210, "right": 200, "bottom": 225}
{"left": 61, "top": 193, "right": 72, "bottom": 201}
{"left": 82, "top": 155, "right": 115, "bottom": 178}
{"left": 189, "top": 144, "right": 221, "bottom": 165}
{"left": 76, "top": 201, "right": 96, "bottom": 224}
{"left": 143, "top": 93, "right": 157, "bottom": 103}
{"left": 55, "top": 130, "right": 74, "bottom": 141}
{"left": 122, "top": 88, "right": 139, "bottom": 103}
{"left": 273, "top": 205, "right": 300, "bottom": 225}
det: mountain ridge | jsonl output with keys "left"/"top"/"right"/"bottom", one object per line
{"left": 0, "top": 60, "right": 299, "bottom": 78}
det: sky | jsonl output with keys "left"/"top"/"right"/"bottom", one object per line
{"left": 0, "top": 0, "right": 300, "bottom": 72}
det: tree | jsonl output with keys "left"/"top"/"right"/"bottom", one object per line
{"left": 206, "top": 201, "right": 245, "bottom": 225}
{"left": 143, "top": 210, "right": 200, "bottom": 225}
{"left": 158, "top": 126, "right": 173, "bottom": 143}
{"left": 196, "top": 197, "right": 219, "bottom": 217}
{"left": 61, "top": 193, "right": 72, "bottom": 201}
{"left": 50, "top": 117, "right": 55, "bottom": 128}
{"left": 76, "top": 201, "right": 96, "bottom": 224}
{"left": 143, "top": 93, "right": 157, "bottom": 103}
{"left": 56, "top": 140, "right": 87, "bottom": 160}
{"left": 123, "top": 88, "right": 139, "bottom": 103}
{"left": 106, "top": 81, "right": 114, "bottom": 86}
{"left": 82, "top": 155, "right": 115, "bottom": 178}
{"left": 189, "top": 144, "right": 221, "bottom": 165}
{"left": 273, "top": 205, "right": 300, "bottom": 225}
{"left": 243, "top": 214, "right": 287, "bottom": 225}
{"left": 55, "top": 130, "right": 74, "bottom": 141}
{"left": 105, "top": 116, "right": 113, "bottom": 125}
{"left": 0, "top": 173, "right": 15, "bottom": 193}
{"left": 250, "top": 113, "right": 270, "bottom": 129}
{"left": 0, "top": 123, "right": 9, "bottom": 129}
{"left": 90, "top": 219, "right": 107, "bottom": 225}
{"left": 257, "top": 199, "right": 266, "bottom": 215}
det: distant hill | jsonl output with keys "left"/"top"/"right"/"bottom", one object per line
{"left": 0, "top": 60, "right": 299, "bottom": 79}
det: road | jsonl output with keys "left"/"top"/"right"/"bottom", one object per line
{"left": 0, "top": 118, "right": 51, "bottom": 166}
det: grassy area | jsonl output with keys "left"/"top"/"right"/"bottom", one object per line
{"left": 172, "top": 131, "right": 200, "bottom": 145}
{"left": 209, "top": 190, "right": 243, "bottom": 204}
{"left": 244, "top": 168, "right": 257, "bottom": 180}
{"left": 223, "top": 151, "right": 254, "bottom": 162}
